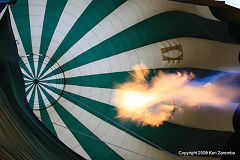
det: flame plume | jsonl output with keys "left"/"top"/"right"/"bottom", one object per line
{"left": 114, "top": 64, "right": 238, "bottom": 127}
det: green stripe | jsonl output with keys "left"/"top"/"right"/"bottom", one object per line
{"left": 11, "top": 0, "right": 32, "bottom": 54}
{"left": 22, "top": 71, "right": 33, "bottom": 80}
{"left": 37, "top": 0, "right": 68, "bottom": 76}
{"left": 25, "top": 84, "right": 34, "bottom": 96}
{"left": 40, "top": 85, "right": 123, "bottom": 160}
{"left": 39, "top": 0, "right": 67, "bottom": 56}
{"left": 44, "top": 68, "right": 222, "bottom": 87}
{"left": 42, "top": 83, "right": 232, "bottom": 154}
{"left": 40, "top": 83, "right": 61, "bottom": 106}
{"left": 41, "top": 83, "right": 63, "bottom": 95}
{"left": 44, "top": 71, "right": 131, "bottom": 86}
{"left": 29, "top": 57, "right": 36, "bottom": 77}
{"left": 22, "top": 75, "right": 32, "bottom": 81}
{"left": 24, "top": 82, "right": 33, "bottom": 89}
{"left": 11, "top": 1, "right": 36, "bottom": 76}
{"left": 39, "top": 0, "right": 126, "bottom": 78}
{"left": 37, "top": 85, "right": 47, "bottom": 110}
{"left": 38, "top": 86, "right": 57, "bottom": 135}
{"left": 19, "top": 59, "right": 33, "bottom": 79}
{"left": 42, "top": 11, "right": 236, "bottom": 80}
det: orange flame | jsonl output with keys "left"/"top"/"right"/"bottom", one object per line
{"left": 114, "top": 64, "right": 238, "bottom": 127}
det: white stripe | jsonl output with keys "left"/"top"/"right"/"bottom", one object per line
{"left": 38, "top": 85, "right": 51, "bottom": 109}
{"left": 0, "top": 5, "right": 7, "bottom": 20}
{"left": 25, "top": 84, "right": 34, "bottom": 93}
{"left": 63, "top": 39, "right": 181, "bottom": 77}
{"left": 168, "top": 102, "right": 238, "bottom": 132}
{"left": 20, "top": 57, "right": 34, "bottom": 78}
{"left": 20, "top": 67, "right": 33, "bottom": 79}
{"left": 57, "top": 0, "right": 218, "bottom": 67}
{"left": 35, "top": 87, "right": 91, "bottom": 160}
{"left": 64, "top": 85, "right": 114, "bottom": 106}
{"left": 44, "top": 0, "right": 92, "bottom": 59}
{"left": 23, "top": 76, "right": 32, "bottom": 81}
{"left": 33, "top": 85, "right": 39, "bottom": 109}
{"left": 64, "top": 85, "right": 238, "bottom": 132}
{"left": 41, "top": 82, "right": 64, "bottom": 88}
{"left": 34, "top": 55, "right": 39, "bottom": 77}
{"left": 38, "top": 60, "right": 47, "bottom": 77}
{"left": 29, "top": 55, "right": 38, "bottom": 77}
{"left": 33, "top": 110, "right": 41, "bottom": 121}
{"left": 39, "top": 62, "right": 61, "bottom": 79}
{"left": 37, "top": 54, "right": 57, "bottom": 78}
{"left": 24, "top": 81, "right": 32, "bottom": 85}
{"left": 48, "top": 107, "right": 92, "bottom": 160}
{"left": 64, "top": 38, "right": 240, "bottom": 78}
{"left": 40, "top": 66, "right": 65, "bottom": 81}
{"left": 25, "top": 61, "right": 35, "bottom": 77}
{"left": 181, "top": 38, "right": 240, "bottom": 73}
{"left": 28, "top": 0, "right": 47, "bottom": 76}
{"left": 41, "top": 82, "right": 64, "bottom": 94}
{"left": 41, "top": 73, "right": 64, "bottom": 81}
{"left": 40, "top": 84, "right": 60, "bottom": 104}
{"left": 28, "top": 0, "right": 47, "bottom": 54}
{"left": 26, "top": 85, "right": 35, "bottom": 102}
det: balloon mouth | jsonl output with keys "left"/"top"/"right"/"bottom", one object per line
{"left": 19, "top": 54, "right": 66, "bottom": 110}
{"left": 33, "top": 79, "right": 39, "bottom": 85}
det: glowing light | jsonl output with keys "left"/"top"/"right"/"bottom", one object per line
{"left": 121, "top": 91, "right": 155, "bottom": 110}
{"left": 114, "top": 64, "right": 238, "bottom": 127}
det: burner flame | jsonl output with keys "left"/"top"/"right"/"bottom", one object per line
{"left": 114, "top": 64, "right": 238, "bottom": 126}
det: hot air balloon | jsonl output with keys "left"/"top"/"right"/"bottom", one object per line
{"left": 2, "top": 0, "right": 240, "bottom": 159}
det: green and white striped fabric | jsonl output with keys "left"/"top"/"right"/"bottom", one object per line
{"left": 9, "top": 0, "right": 240, "bottom": 160}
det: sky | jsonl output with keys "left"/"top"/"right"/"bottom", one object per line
{"left": 216, "top": 0, "right": 240, "bottom": 8}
